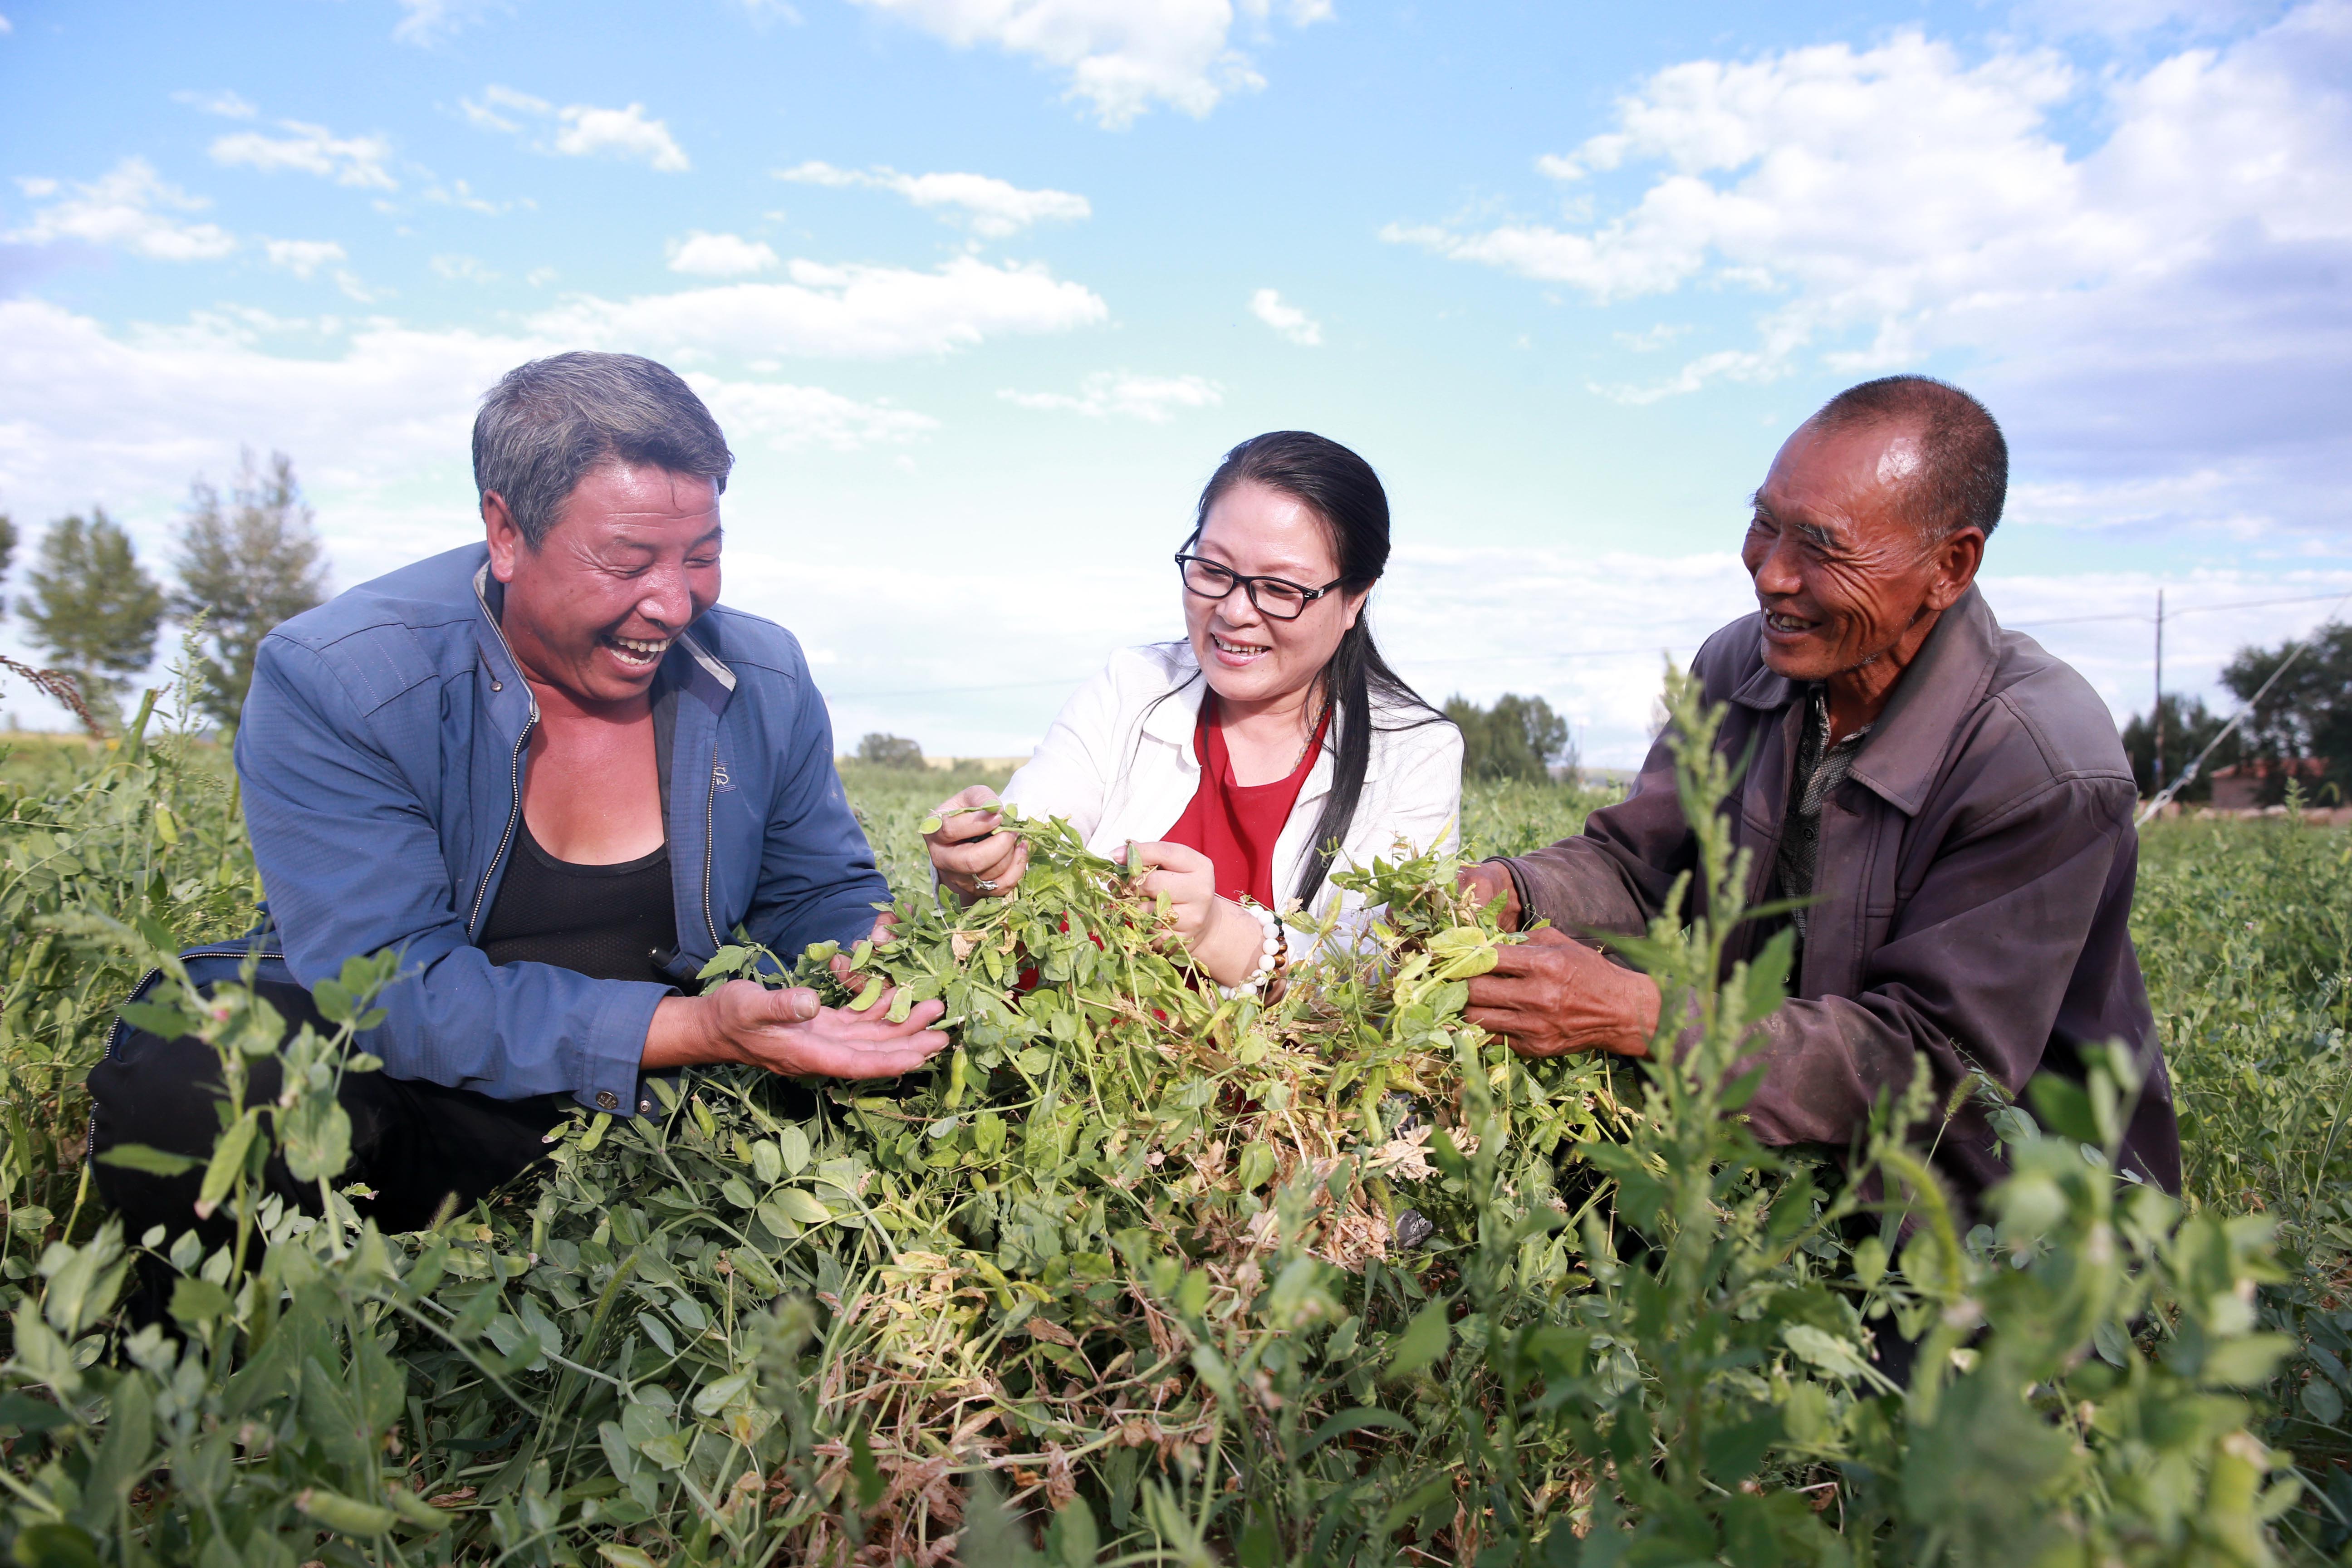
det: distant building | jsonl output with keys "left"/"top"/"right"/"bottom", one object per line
{"left": 2208, "top": 757, "right": 2329, "bottom": 811}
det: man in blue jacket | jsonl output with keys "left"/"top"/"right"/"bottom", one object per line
{"left": 91, "top": 351, "right": 945, "bottom": 1236}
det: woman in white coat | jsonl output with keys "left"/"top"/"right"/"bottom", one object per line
{"left": 924, "top": 431, "right": 1461, "bottom": 994}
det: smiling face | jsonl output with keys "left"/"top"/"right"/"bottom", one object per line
{"left": 1182, "top": 480, "right": 1368, "bottom": 715}
{"left": 486, "top": 461, "right": 722, "bottom": 709}
{"left": 1742, "top": 418, "right": 1983, "bottom": 688}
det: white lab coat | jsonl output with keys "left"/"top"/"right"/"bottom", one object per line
{"left": 1003, "top": 642, "right": 1464, "bottom": 956}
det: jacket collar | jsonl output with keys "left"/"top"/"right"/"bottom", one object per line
{"left": 1846, "top": 585, "right": 2002, "bottom": 817}
{"left": 1720, "top": 588, "right": 2001, "bottom": 818}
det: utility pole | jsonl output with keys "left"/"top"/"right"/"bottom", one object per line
{"left": 2153, "top": 589, "right": 2165, "bottom": 796}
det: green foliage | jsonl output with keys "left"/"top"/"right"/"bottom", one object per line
{"left": 2124, "top": 693, "right": 2232, "bottom": 801}
{"left": 2222, "top": 621, "right": 2352, "bottom": 804}
{"left": 0, "top": 511, "right": 17, "bottom": 619}
{"left": 856, "top": 732, "right": 929, "bottom": 770}
{"left": 1446, "top": 692, "right": 1575, "bottom": 784}
{"left": 170, "top": 450, "right": 328, "bottom": 732}
{"left": 0, "top": 662, "right": 2340, "bottom": 1564}
{"left": 20, "top": 512, "right": 166, "bottom": 725}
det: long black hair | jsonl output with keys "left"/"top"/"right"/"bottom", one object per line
{"left": 1184, "top": 431, "right": 1443, "bottom": 908}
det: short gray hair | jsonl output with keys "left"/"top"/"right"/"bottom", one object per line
{"left": 472, "top": 352, "right": 734, "bottom": 548}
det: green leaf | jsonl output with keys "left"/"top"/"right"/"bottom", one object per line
{"left": 2303, "top": 1375, "right": 2346, "bottom": 1426}
{"left": 0, "top": 1390, "right": 76, "bottom": 1435}
{"left": 116, "top": 1002, "right": 196, "bottom": 1041}
{"left": 850, "top": 1425, "right": 886, "bottom": 1508}
{"left": 1300, "top": 1406, "right": 1418, "bottom": 1455}
{"left": 692, "top": 1372, "right": 755, "bottom": 1417}
{"left": 776, "top": 1189, "right": 832, "bottom": 1225}
{"left": 168, "top": 1275, "right": 233, "bottom": 1327}
{"left": 1047, "top": 1496, "right": 1099, "bottom": 1568}
{"left": 1387, "top": 1297, "right": 1453, "bottom": 1381}
{"left": 194, "top": 1111, "right": 260, "bottom": 1220}
{"left": 10, "top": 1522, "right": 103, "bottom": 1568}
{"left": 2027, "top": 1075, "right": 2102, "bottom": 1147}
{"left": 1782, "top": 1324, "right": 1872, "bottom": 1382}
{"left": 94, "top": 1142, "right": 198, "bottom": 1176}
{"left": 2201, "top": 1333, "right": 2295, "bottom": 1388}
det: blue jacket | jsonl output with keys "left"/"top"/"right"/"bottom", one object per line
{"left": 235, "top": 542, "right": 889, "bottom": 1116}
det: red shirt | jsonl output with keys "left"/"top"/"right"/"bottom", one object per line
{"left": 1163, "top": 697, "right": 1330, "bottom": 907}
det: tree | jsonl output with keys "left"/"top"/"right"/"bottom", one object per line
{"left": 1444, "top": 691, "right": 1576, "bottom": 784}
{"left": 20, "top": 510, "right": 166, "bottom": 724}
{"left": 2218, "top": 619, "right": 2352, "bottom": 806}
{"left": 855, "top": 732, "right": 928, "bottom": 770}
{"left": 173, "top": 449, "right": 329, "bottom": 730}
{"left": 0, "top": 513, "right": 17, "bottom": 617}
{"left": 2119, "top": 693, "right": 2232, "bottom": 801}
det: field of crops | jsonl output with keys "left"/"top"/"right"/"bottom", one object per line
{"left": 0, "top": 672, "right": 2347, "bottom": 1566}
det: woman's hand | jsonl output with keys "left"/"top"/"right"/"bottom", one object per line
{"left": 925, "top": 785, "right": 1028, "bottom": 900}
{"left": 1122, "top": 840, "right": 1274, "bottom": 988}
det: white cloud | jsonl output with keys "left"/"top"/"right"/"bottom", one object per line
{"left": 777, "top": 161, "right": 1090, "bottom": 237}
{"left": 423, "top": 178, "right": 505, "bottom": 215}
{"left": 175, "top": 88, "right": 258, "bottom": 118}
{"left": 464, "top": 87, "right": 690, "bottom": 172}
{"left": 0, "top": 299, "right": 948, "bottom": 592}
{"left": 667, "top": 231, "right": 780, "bottom": 277}
{"left": 536, "top": 256, "right": 1108, "bottom": 358}
{"left": 429, "top": 253, "right": 498, "bottom": 283}
{"left": 686, "top": 374, "right": 937, "bottom": 451}
{"left": 5, "top": 158, "right": 237, "bottom": 262}
{"left": 1248, "top": 287, "right": 1320, "bottom": 345}
{"left": 553, "top": 103, "right": 690, "bottom": 172}
{"left": 210, "top": 120, "right": 398, "bottom": 190}
{"left": 843, "top": 0, "right": 1331, "bottom": 128}
{"left": 0, "top": 13, "right": 13, "bottom": 34}
{"left": 999, "top": 369, "right": 1223, "bottom": 422}
{"left": 264, "top": 238, "right": 348, "bottom": 278}
{"left": 1387, "top": 5, "right": 2352, "bottom": 540}
{"left": 394, "top": 0, "right": 500, "bottom": 46}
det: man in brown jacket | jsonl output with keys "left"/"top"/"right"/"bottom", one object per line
{"left": 1457, "top": 375, "right": 2180, "bottom": 1216}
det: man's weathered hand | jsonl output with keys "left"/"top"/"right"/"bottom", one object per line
{"left": 1455, "top": 862, "right": 1521, "bottom": 931}
{"left": 696, "top": 979, "right": 948, "bottom": 1078}
{"left": 925, "top": 785, "right": 1028, "bottom": 901}
{"left": 646, "top": 961, "right": 947, "bottom": 1078}
{"left": 1463, "top": 926, "right": 1660, "bottom": 1058}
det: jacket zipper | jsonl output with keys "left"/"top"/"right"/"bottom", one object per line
{"left": 468, "top": 710, "right": 536, "bottom": 937}
{"left": 466, "top": 578, "right": 542, "bottom": 939}
{"left": 702, "top": 742, "right": 721, "bottom": 950}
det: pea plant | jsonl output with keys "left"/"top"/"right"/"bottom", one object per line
{"left": 0, "top": 666, "right": 2318, "bottom": 1566}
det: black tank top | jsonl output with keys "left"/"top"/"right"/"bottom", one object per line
{"left": 479, "top": 815, "right": 675, "bottom": 985}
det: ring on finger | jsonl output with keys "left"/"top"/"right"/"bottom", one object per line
{"left": 974, "top": 876, "right": 998, "bottom": 892}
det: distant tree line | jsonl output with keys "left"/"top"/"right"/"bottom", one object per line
{"left": 1443, "top": 691, "right": 1578, "bottom": 784}
{"left": 2121, "top": 619, "right": 2350, "bottom": 805}
{"left": 0, "top": 449, "right": 328, "bottom": 735}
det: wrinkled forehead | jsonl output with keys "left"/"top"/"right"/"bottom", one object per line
{"left": 1755, "top": 417, "right": 1924, "bottom": 532}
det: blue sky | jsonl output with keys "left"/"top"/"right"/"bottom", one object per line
{"left": 2, "top": 0, "right": 2347, "bottom": 763}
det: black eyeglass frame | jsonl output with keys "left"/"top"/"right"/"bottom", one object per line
{"left": 1172, "top": 552, "right": 1347, "bottom": 622}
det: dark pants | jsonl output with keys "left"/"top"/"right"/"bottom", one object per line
{"left": 88, "top": 978, "right": 569, "bottom": 1254}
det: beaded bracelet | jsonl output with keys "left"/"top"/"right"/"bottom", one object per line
{"left": 1218, "top": 898, "right": 1285, "bottom": 1000}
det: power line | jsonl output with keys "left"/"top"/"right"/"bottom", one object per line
{"left": 2010, "top": 590, "right": 2351, "bottom": 631}
{"left": 2137, "top": 583, "right": 2352, "bottom": 825}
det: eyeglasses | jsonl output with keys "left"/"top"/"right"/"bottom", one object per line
{"left": 1174, "top": 553, "right": 1345, "bottom": 622}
